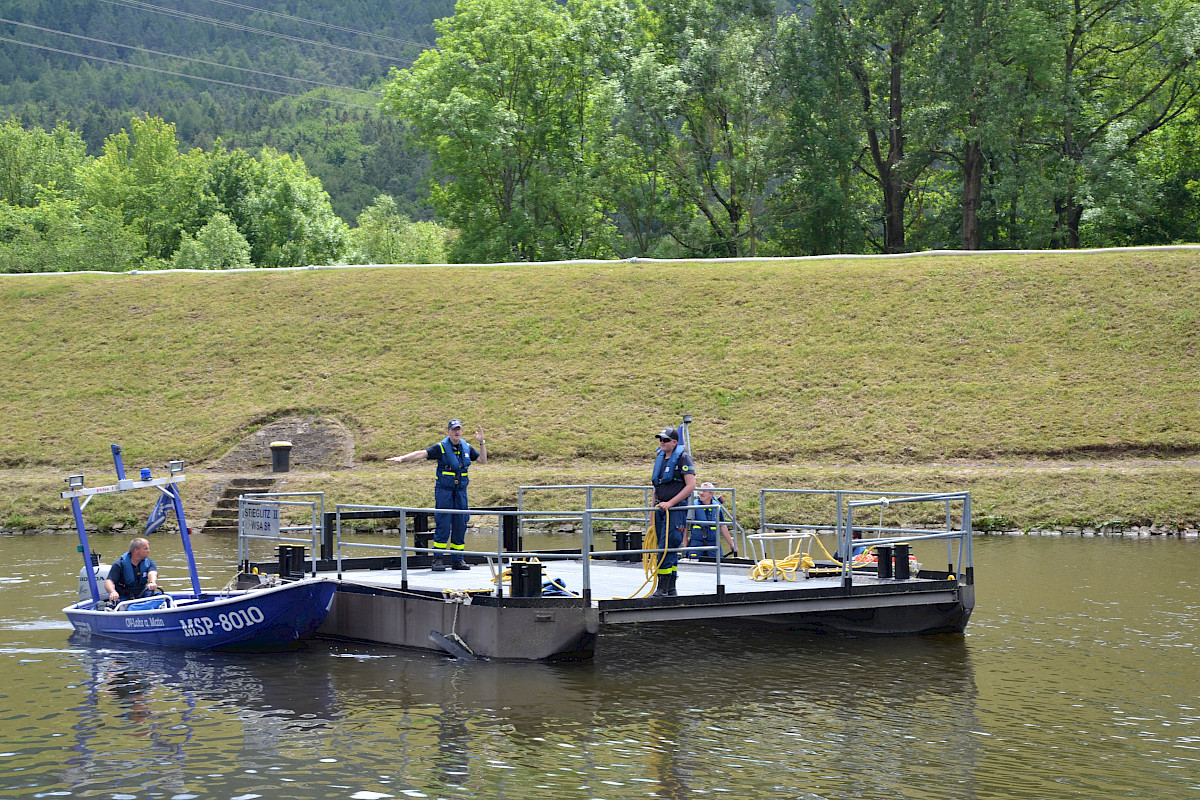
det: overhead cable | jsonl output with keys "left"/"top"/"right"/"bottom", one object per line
{"left": 97, "top": 0, "right": 414, "bottom": 62}
{"left": 198, "top": 0, "right": 435, "bottom": 49}
{"left": 0, "top": 18, "right": 383, "bottom": 95}
{"left": 0, "top": 36, "right": 381, "bottom": 110}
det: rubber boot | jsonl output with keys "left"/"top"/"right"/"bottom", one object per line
{"left": 663, "top": 573, "right": 677, "bottom": 596}
{"left": 431, "top": 554, "right": 446, "bottom": 572}
{"left": 652, "top": 573, "right": 676, "bottom": 597}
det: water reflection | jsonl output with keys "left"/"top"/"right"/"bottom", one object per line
{"left": 63, "top": 641, "right": 340, "bottom": 796}
{"left": 301, "top": 622, "right": 980, "bottom": 799}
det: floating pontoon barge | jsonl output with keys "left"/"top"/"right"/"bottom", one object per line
{"left": 237, "top": 486, "right": 974, "bottom": 660}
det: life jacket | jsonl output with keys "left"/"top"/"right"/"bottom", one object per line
{"left": 113, "top": 552, "right": 152, "bottom": 598}
{"left": 688, "top": 503, "right": 724, "bottom": 546}
{"left": 651, "top": 445, "right": 688, "bottom": 501}
{"left": 435, "top": 437, "right": 471, "bottom": 490}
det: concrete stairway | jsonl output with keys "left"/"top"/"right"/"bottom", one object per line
{"left": 200, "top": 477, "right": 277, "bottom": 535}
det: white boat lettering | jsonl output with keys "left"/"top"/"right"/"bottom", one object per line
{"left": 123, "top": 616, "right": 166, "bottom": 629}
{"left": 180, "top": 616, "right": 216, "bottom": 638}
{"left": 219, "top": 606, "right": 264, "bottom": 632}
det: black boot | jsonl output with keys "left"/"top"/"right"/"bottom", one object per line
{"left": 431, "top": 555, "right": 446, "bottom": 572}
{"left": 663, "top": 573, "right": 677, "bottom": 596}
{"left": 652, "top": 573, "right": 676, "bottom": 597}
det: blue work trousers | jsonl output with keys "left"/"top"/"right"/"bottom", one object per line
{"left": 434, "top": 484, "right": 469, "bottom": 561}
{"left": 654, "top": 504, "right": 688, "bottom": 575}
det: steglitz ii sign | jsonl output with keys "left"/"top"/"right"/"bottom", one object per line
{"left": 243, "top": 503, "right": 281, "bottom": 537}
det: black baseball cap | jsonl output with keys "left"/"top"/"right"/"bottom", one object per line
{"left": 448, "top": 419, "right": 463, "bottom": 430}
{"left": 655, "top": 428, "right": 679, "bottom": 441}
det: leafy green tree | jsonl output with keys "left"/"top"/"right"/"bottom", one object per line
{"left": 77, "top": 115, "right": 203, "bottom": 261}
{"left": 770, "top": 11, "right": 874, "bottom": 255}
{"left": 0, "top": 118, "right": 87, "bottom": 207}
{"left": 1037, "top": 0, "right": 1200, "bottom": 247}
{"left": 348, "top": 194, "right": 451, "bottom": 264}
{"left": 241, "top": 148, "right": 351, "bottom": 267}
{"left": 0, "top": 198, "right": 143, "bottom": 273}
{"left": 383, "top": 0, "right": 617, "bottom": 262}
{"left": 805, "top": 0, "right": 950, "bottom": 253}
{"left": 170, "top": 212, "right": 252, "bottom": 270}
{"left": 633, "top": 0, "right": 781, "bottom": 257}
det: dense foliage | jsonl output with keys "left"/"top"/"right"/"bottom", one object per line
{"left": 2, "top": 0, "right": 1199, "bottom": 266}
{"left": 0, "top": 0, "right": 448, "bottom": 223}
{"left": 0, "top": 115, "right": 451, "bottom": 271}
{"left": 386, "top": 0, "right": 1200, "bottom": 260}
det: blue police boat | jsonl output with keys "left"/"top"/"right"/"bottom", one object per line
{"left": 62, "top": 446, "right": 336, "bottom": 651}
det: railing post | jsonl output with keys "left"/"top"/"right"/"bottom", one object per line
{"left": 581, "top": 508, "right": 592, "bottom": 603}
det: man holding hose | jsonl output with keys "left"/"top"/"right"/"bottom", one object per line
{"left": 650, "top": 426, "right": 695, "bottom": 597}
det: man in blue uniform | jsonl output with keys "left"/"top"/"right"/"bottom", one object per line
{"left": 685, "top": 482, "right": 737, "bottom": 558}
{"left": 650, "top": 427, "right": 695, "bottom": 597}
{"left": 104, "top": 537, "right": 159, "bottom": 603}
{"left": 389, "top": 419, "right": 487, "bottom": 571}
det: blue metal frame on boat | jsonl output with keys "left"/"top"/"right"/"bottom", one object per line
{"left": 61, "top": 445, "right": 336, "bottom": 651}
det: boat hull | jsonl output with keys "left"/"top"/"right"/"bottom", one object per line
{"left": 64, "top": 578, "right": 338, "bottom": 652}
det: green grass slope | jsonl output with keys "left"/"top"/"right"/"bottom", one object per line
{"left": 2, "top": 250, "right": 1197, "bottom": 529}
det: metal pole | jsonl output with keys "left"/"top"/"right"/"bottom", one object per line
{"left": 169, "top": 482, "right": 203, "bottom": 596}
{"left": 496, "top": 510, "right": 504, "bottom": 598}
{"left": 399, "top": 510, "right": 408, "bottom": 589}
{"left": 581, "top": 508, "right": 592, "bottom": 603}
{"left": 71, "top": 495, "right": 101, "bottom": 604}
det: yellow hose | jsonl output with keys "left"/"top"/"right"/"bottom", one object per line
{"left": 748, "top": 537, "right": 876, "bottom": 582}
{"left": 615, "top": 512, "right": 664, "bottom": 599}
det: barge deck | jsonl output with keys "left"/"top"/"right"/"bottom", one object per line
{"left": 239, "top": 486, "right": 975, "bottom": 660}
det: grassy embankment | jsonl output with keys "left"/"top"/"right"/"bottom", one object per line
{"left": 1, "top": 249, "right": 1197, "bottom": 532}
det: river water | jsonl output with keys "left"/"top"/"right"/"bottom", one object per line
{"left": 1, "top": 532, "right": 1197, "bottom": 799}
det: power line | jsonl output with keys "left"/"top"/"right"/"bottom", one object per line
{"left": 97, "top": 0, "right": 415, "bottom": 63}
{"left": 0, "top": 36, "right": 382, "bottom": 110}
{"left": 0, "top": 18, "right": 383, "bottom": 96}
{"left": 197, "top": 0, "right": 435, "bottom": 50}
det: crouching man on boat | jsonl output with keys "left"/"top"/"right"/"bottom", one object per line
{"left": 104, "top": 537, "right": 159, "bottom": 603}
{"left": 651, "top": 427, "right": 695, "bottom": 597}
{"left": 388, "top": 419, "right": 487, "bottom": 572}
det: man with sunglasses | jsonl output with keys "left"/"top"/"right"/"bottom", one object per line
{"left": 649, "top": 427, "right": 695, "bottom": 597}
{"left": 388, "top": 419, "right": 487, "bottom": 572}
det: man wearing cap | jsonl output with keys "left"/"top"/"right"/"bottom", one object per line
{"left": 649, "top": 426, "right": 695, "bottom": 597}
{"left": 388, "top": 419, "right": 487, "bottom": 572}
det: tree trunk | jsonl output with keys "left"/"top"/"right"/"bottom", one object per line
{"left": 961, "top": 127, "right": 983, "bottom": 250}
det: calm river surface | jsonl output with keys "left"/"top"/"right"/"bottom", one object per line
{"left": 1, "top": 532, "right": 1197, "bottom": 799}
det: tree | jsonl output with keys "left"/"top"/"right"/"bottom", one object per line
{"left": 807, "top": 0, "right": 950, "bottom": 253}
{"left": 1038, "top": 0, "right": 1200, "bottom": 247}
{"left": 0, "top": 118, "right": 87, "bottom": 207}
{"left": 0, "top": 198, "right": 143, "bottom": 273}
{"left": 241, "top": 148, "right": 350, "bottom": 268}
{"left": 349, "top": 194, "right": 451, "bottom": 264}
{"left": 632, "top": 0, "right": 781, "bottom": 257}
{"left": 771, "top": 11, "right": 875, "bottom": 255}
{"left": 170, "top": 212, "right": 252, "bottom": 270}
{"left": 77, "top": 114, "right": 202, "bottom": 261}
{"left": 383, "top": 0, "right": 618, "bottom": 262}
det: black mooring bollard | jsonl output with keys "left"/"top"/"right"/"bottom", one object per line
{"left": 893, "top": 543, "right": 911, "bottom": 580}
{"left": 876, "top": 545, "right": 894, "bottom": 579}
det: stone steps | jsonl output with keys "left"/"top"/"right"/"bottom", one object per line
{"left": 200, "top": 477, "right": 277, "bottom": 535}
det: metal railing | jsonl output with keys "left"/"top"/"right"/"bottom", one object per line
{"left": 758, "top": 488, "right": 972, "bottom": 583}
{"left": 518, "top": 483, "right": 747, "bottom": 554}
{"left": 327, "top": 501, "right": 736, "bottom": 601}
{"left": 236, "top": 487, "right": 972, "bottom": 598}
{"left": 237, "top": 492, "right": 324, "bottom": 577}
